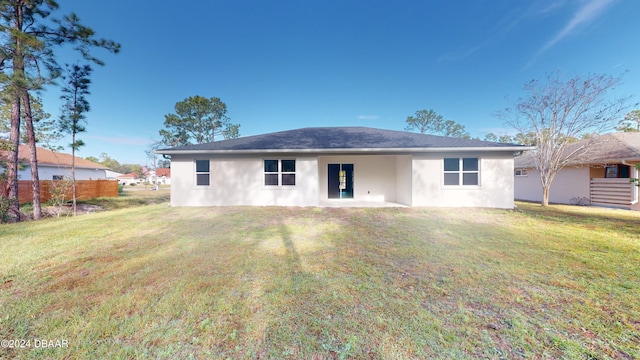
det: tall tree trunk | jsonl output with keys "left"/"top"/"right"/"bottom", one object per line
{"left": 6, "top": 95, "right": 21, "bottom": 222}
{"left": 21, "top": 91, "right": 42, "bottom": 219}
{"left": 71, "top": 132, "right": 77, "bottom": 216}
{"left": 541, "top": 184, "right": 550, "bottom": 207}
{"left": 5, "top": 3, "right": 24, "bottom": 222}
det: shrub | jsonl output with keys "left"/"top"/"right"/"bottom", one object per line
{"left": 569, "top": 197, "right": 591, "bottom": 206}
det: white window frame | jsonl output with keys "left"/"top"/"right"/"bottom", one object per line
{"left": 194, "top": 159, "right": 210, "bottom": 187}
{"left": 263, "top": 159, "right": 296, "bottom": 187}
{"left": 514, "top": 169, "right": 528, "bottom": 177}
{"left": 443, "top": 157, "right": 480, "bottom": 187}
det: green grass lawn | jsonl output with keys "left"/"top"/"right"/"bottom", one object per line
{"left": 1, "top": 202, "right": 639, "bottom": 359}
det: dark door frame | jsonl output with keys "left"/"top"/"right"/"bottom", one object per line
{"left": 328, "top": 163, "right": 354, "bottom": 199}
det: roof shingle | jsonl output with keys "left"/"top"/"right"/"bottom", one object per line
{"left": 514, "top": 132, "right": 640, "bottom": 168}
{"left": 158, "top": 127, "right": 523, "bottom": 153}
{"left": 1, "top": 145, "right": 108, "bottom": 169}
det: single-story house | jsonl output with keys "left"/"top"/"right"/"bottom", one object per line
{"left": 514, "top": 132, "right": 640, "bottom": 210}
{"left": 1, "top": 145, "right": 108, "bottom": 181}
{"left": 155, "top": 127, "right": 530, "bottom": 208}
{"left": 105, "top": 170, "right": 124, "bottom": 180}
{"left": 117, "top": 168, "right": 171, "bottom": 186}
{"left": 117, "top": 172, "right": 140, "bottom": 186}
{"left": 149, "top": 168, "right": 171, "bottom": 185}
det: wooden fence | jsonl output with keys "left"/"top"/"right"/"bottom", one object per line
{"left": 10, "top": 180, "right": 119, "bottom": 203}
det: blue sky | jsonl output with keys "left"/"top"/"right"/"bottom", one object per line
{"left": 39, "top": 0, "right": 640, "bottom": 165}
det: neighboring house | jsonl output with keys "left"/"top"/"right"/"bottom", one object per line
{"left": 1, "top": 145, "right": 108, "bottom": 180}
{"left": 156, "top": 127, "right": 530, "bottom": 208}
{"left": 117, "top": 172, "right": 139, "bottom": 186}
{"left": 117, "top": 168, "right": 171, "bottom": 186}
{"left": 514, "top": 132, "right": 640, "bottom": 210}
{"left": 105, "top": 170, "right": 124, "bottom": 180}
{"left": 149, "top": 168, "right": 171, "bottom": 185}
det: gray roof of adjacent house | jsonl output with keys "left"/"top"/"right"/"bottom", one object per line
{"left": 514, "top": 132, "right": 640, "bottom": 168}
{"left": 156, "top": 127, "right": 530, "bottom": 155}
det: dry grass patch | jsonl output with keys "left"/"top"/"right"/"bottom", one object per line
{"left": 0, "top": 202, "right": 639, "bottom": 359}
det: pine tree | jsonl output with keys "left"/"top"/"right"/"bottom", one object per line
{"left": 59, "top": 64, "right": 92, "bottom": 216}
{"left": 0, "top": 1, "right": 119, "bottom": 221}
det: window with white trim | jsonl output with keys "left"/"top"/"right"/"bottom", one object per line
{"left": 514, "top": 169, "right": 527, "bottom": 177}
{"left": 264, "top": 159, "right": 296, "bottom": 186}
{"left": 195, "top": 160, "right": 210, "bottom": 186}
{"left": 444, "top": 158, "right": 479, "bottom": 186}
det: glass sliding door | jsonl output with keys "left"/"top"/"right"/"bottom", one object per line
{"left": 328, "top": 163, "right": 354, "bottom": 199}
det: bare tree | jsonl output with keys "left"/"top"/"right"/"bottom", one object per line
{"left": 497, "top": 72, "right": 629, "bottom": 206}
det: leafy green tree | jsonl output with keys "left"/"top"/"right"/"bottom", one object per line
{"left": 96, "top": 153, "right": 122, "bottom": 171}
{"left": 497, "top": 72, "right": 628, "bottom": 206}
{"left": 512, "top": 132, "right": 538, "bottom": 145}
{"left": 617, "top": 110, "right": 640, "bottom": 132}
{"left": 58, "top": 63, "right": 92, "bottom": 215}
{"left": 157, "top": 159, "right": 170, "bottom": 168}
{"left": 405, "top": 109, "right": 469, "bottom": 138}
{"left": 405, "top": 109, "right": 443, "bottom": 134}
{"left": 84, "top": 153, "right": 143, "bottom": 174}
{"left": 125, "top": 164, "right": 142, "bottom": 175}
{"left": 442, "top": 119, "right": 470, "bottom": 138}
{"left": 159, "top": 96, "right": 240, "bottom": 146}
{"left": 484, "top": 133, "right": 498, "bottom": 142}
{"left": 0, "top": 1, "right": 119, "bottom": 222}
{"left": 499, "top": 134, "right": 515, "bottom": 143}
{"left": 482, "top": 132, "right": 542, "bottom": 144}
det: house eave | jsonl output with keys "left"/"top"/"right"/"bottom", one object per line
{"left": 515, "top": 157, "right": 640, "bottom": 169}
{"left": 155, "top": 146, "right": 533, "bottom": 156}
{"left": 35, "top": 163, "right": 109, "bottom": 170}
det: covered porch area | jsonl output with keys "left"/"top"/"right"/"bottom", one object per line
{"left": 317, "top": 154, "right": 413, "bottom": 206}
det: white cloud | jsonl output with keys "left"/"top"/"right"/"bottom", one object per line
{"left": 357, "top": 115, "right": 380, "bottom": 120}
{"left": 539, "top": 0, "right": 616, "bottom": 54}
{"left": 522, "top": 0, "right": 617, "bottom": 69}
{"left": 438, "top": 1, "right": 555, "bottom": 62}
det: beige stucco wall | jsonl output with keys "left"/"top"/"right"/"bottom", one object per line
{"left": 396, "top": 155, "right": 413, "bottom": 206}
{"left": 170, "top": 155, "right": 319, "bottom": 206}
{"left": 514, "top": 166, "right": 591, "bottom": 204}
{"left": 170, "top": 152, "right": 517, "bottom": 208}
{"left": 411, "top": 152, "right": 515, "bottom": 208}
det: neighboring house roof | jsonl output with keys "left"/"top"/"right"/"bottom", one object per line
{"left": 155, "top": 168, "right": 170, "bottom": 177}
{"left": 117, "top": 173, "right": 138, "bottom": 179}
{"left": 117, "top": 168, "right": 170, "bottom": 180}
{"left": 157, "top": 127, "right": 530, "bottom": 154}
{"left": 514, "top": 132, "right": 640, "bottom": 168}
{"left": 1, "top": 145, "right": 108, "bottom": 169}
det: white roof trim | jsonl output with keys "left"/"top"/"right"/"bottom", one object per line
{"left": 156, "top": 146, "right": 534, "bottom": 155}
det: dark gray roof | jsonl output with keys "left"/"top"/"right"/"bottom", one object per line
{"left": 515, "top": 132, "right": 640, "bottom": 168}
{"left": 157, "top": 127, "right": 526, "bottom": 153}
